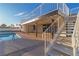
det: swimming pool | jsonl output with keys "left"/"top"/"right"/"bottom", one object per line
{"left": 0, "top": 32, "right": 21, "bottom": 41}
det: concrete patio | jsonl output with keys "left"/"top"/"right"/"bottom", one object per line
{"left": 0, "top": 38, "right": 44, "bottom": 56}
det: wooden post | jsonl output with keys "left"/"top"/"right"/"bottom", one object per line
{"left": 28, "top": 24, "right": 29, "bottom": 33}
{"left": 35, "top": 23, "right": 38, "bottom": 38}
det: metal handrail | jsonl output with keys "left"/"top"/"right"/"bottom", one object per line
{"left": 41, "top": 16, "right": 61, "bottom": 55}
{"left": 21, "top": 3, "right": 58, "bottom": 23}
{"left": 45, "top": 22, "right": 65, "bottom": 55}
{"left": 42, "top": 3, "right": 68, "bottom": 55}
{"left": 71, "top": 11, "right": 79, "bottom": 56}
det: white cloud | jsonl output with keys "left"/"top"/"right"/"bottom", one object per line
{"left": 14, "top": 12, "right": 25, "bottom": 16}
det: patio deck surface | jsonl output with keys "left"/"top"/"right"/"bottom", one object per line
{"left": 0, "top": 32, "right": 44, "bottom": 56}
{"left": 16, "top": 32, "right": 44, "bottom": 41}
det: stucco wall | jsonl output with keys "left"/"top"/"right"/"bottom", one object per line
{"left": 21, "top": 11, "right": 65, "bottom": 40}
{"left": 21, "top": 24, "right": 28, "bottom": 32}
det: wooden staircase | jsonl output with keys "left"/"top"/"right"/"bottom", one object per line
{"left": 45, "top": 14, "right": 79, "bottom": 56}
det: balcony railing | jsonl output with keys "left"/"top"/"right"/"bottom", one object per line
{"left": 21, "top": 3, "right": 69, "bottom": 24}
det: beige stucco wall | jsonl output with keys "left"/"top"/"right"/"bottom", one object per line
{"left": 28, "top": 25, "right": 35, "bottom": 33}
{"left": 21, "top": 12, "right": 65, "bottom": 41}
{"left": 21, "top": 24, "right": 28, "bottom": 32}
{"left": 37, "top": 24, "right": 43, "bottom": 33}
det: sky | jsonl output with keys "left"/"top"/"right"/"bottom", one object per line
{"left": 67, "top": 3, "right": 79, "bottom": 9}
{"left": 0, "top": 3, "right": 79, "bottom": 25}
{"left": 0, "top": 3, "right": 41, "bottom": 25}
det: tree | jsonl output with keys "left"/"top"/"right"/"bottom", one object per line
{"left": 0, "top": 24, "right": 7, "bottom": 28}
{"left": 10, "top": 24, "right": 15, "bottom": 28}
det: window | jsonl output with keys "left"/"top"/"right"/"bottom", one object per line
{"left": 33, "top": 25, "right": 35, "bottom": 31}
{"left": 42, "top": 23, "right": 57, "bottom": 33}
{"left": 43, "top": 24, "right": 50, "bottom": 32}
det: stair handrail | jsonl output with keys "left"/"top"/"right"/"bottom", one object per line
{"left": 71, "top": 11, "right": 79, "bottom": 56}
{"left": 41, "top": 15, "right": 66, "bottom": 55}
{"left": 42, "top": 16, "right": 61, "bottom": 34}
{"left": 45, "top": 21, "right": 65, "bottom": 55}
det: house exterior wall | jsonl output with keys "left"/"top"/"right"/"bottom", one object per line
{"left": 21, "top": 11, "right": 65, "bottom": 41}
{"left": 21, "top": 24, "right": 30, "bottom": 33}
{"left": 37, "top": 24, "right": 43, "bottom": 33}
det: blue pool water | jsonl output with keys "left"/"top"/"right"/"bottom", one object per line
{"left": 0, "top": 32, "right": 21, "bottom": 41}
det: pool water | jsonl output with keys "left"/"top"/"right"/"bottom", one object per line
{"left": 0, "top": 32, "right": 21, "bottom": 41}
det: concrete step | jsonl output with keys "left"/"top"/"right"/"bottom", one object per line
{"left": 48, "top": 48, "right": 69, "bottom": 56}
{"left": 48, "top": 43, "right": 73, "bottom": 56}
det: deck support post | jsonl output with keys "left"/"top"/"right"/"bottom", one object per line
{"left": 35, "top": 23, "right": 38, "bottom": 38}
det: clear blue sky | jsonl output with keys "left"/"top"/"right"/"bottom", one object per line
{"left": 0, "top": 3, "right": 79, "bottom": 25}
{"left": 67, "top": 3, "right": 79, "bottom": 9}
{"left": 0, "top": 3, "right": 41, "bottom": 25}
